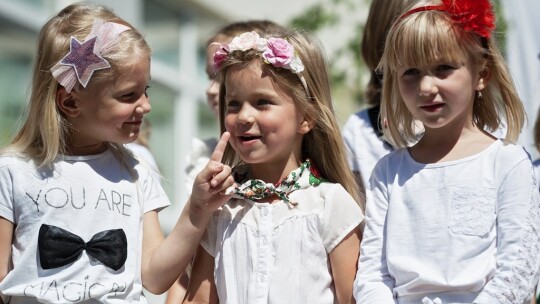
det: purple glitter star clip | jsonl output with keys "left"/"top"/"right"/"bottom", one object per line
{"left": 60, "top": 36, "right": 111, "bottom": 88}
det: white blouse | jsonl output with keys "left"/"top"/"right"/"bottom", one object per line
{"left": 202, "top": 183, "right": 363, "bottom": 304}
{"left": 354, "top": 140, "right": 540, "bottom": 304}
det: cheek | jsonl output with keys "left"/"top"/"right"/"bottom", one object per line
{"left": 224, "top": 114, "right": 235, "bottom": 131}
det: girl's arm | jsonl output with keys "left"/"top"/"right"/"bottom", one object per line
{"left": 474, "top": 157, "right": 540, "bottom": 303}
{"left": 164, "top": 272, "right": 189, "bottom": 304}
{"left": 141, "top": 132, "right": 234, "bottom": 294}
{"left": 330, "top": 226, "right": 362, "bottom": 304}
{"left": 353, "top": 167, "right": 396, "bottom": 303}
{"left": 0, "top": 217, "right": 14, "bottom": 304}
{"left": 182, "top": 245, "right": 218, "bottom": 304}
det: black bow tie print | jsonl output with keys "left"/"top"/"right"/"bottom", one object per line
{"left": 38, "top": 224, "right": 127, "bottom": 271}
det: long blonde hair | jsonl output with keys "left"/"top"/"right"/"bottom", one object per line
{"left": 380, "top": 1, "right": 525, "bottom": 148}
{"left": 5, "top": 4, "right": 151, "bottom": 167}
{"left": 217, "top": 29, "right": 363, "bottom": 208}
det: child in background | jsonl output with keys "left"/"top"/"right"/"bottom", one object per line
{"left": 127, "top": 117, "right": 161, "bottom": 179}
{"left": 342, "top": 0, "right": 416, "bottom": 192}
{"left": 0, "top": 4, "right": 234, "bottom": 303}
{"left": 183, "top": 29, "right": 364, "bottom": 304}
{"left": 354, "top": 0, "right": 540, "bottom": 303}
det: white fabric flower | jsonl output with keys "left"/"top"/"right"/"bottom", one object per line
{"left": 229, "top": 31, "right": 261, "bottom": 51}
{"left": 288, "top": 56, "right": 305, "bottom": 74}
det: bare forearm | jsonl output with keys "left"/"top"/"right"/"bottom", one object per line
{"left": 142, "top": 200, "right": 213, "bottom": 294}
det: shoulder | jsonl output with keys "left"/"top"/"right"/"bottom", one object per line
{"left": 343, "top": 109, "right": 370, "bottom": 132}
{"left": 0, "top": 153, "right": 32, "bottom": 169}
{"left": 374, "top": 148, "right": 408, "bottom": 168}
{"left": 491, "top": 141, "right": 532, "bottom": 166}
{"left": 310, "top": 183, "right": 362, "bottom": 210}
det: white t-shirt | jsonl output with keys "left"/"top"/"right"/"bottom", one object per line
{"left": 342, "top": 109, "right": 394, "bottom": 189}
{"left": 126, "top": 143, "right": 160, "bottom": 175}
{"left": 0, "top": 150, "right": 170, "bottom": 303}
{"left": 354, "top": 140, "right": 540, "bottom": 304}
{"left": 202, "top": 183, "right": 363, "bottom": 304}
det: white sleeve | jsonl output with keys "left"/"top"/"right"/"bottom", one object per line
{"left": 321, "top": 184, "right": 364, "bottom": 252}
{"left": 474, "top": 157, "right": 540, "bottom": 303}
{"left": 0, "top": 163, "right": 14, "bottom": 223}
{"left": 342, "top": 114, "right": 361, "bottom": 172}
{"left": 353, "top": 162, "right": 396, "bottom": 303}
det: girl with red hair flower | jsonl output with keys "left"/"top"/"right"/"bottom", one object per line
{"left": 354, "top": 0, "right": 540, "bottom": 303}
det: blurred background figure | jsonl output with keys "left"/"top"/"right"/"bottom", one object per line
{"left": 341, "top": 0, "right": 416, "bottom": 193}
{"left": 127, "top": 117, "right": 161, "bottom": 178}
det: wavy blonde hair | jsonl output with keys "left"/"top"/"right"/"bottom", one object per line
{"left": 216, "top": 28, "right": 363, "bottom": 208}
{"left": 4, "top": 4, "right": 151, "bottom": 168}
{"left": 380, "top": 1, "right": 525, "bottom": 148}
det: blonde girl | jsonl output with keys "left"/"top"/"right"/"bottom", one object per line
{"left": 354, "top": 0, "right": 540, "bottom": 303}
{"left": 0, "top": 4, "right": 233, "bottom": 303}
{"left": 183, "top": 28, "right": 364, "bottom": 304}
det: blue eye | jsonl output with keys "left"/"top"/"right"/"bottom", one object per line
{"left": 257, "top": 99, "right": 272, "bottom": 106}
{"left": 436, "top": 65, "right": 455, "bottom": 72}
{"left": 227, "top": 100, "right": 240, "bottom": 107}
{"left": 226, "top": 100, "right": 241, "bottom": 112}
{"left": 403, "top": 68, "right": 420, "bottom": 77}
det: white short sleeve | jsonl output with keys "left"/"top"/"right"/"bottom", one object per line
{"left": 320, "top": 184, "right": 364, "bottom": 252}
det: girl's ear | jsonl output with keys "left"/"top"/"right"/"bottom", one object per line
{"left": 476, "top": 66, "right": 491, "bottom": 91}
{"left": 56, "top": 86, "right": 80, "bottom": 118}
{"left": 298, "top": 118, "right": 315, "bottom": 135}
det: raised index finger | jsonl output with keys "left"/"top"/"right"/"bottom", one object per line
{"left": 210, "top": 131, "right": 230, "bottom": 163}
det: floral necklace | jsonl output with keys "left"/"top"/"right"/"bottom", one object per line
{"left": 226, "top": 159, "right": 325, "bottom": 207}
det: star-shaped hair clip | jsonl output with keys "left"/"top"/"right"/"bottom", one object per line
{"left": 59, "top": 36, "right": 111, "bottom": 88}
{"left": 50, "top": 19, "right": 130, "bottom": 92}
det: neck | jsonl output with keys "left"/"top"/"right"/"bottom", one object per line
{"left": 249, "top": 156, "right": 303, "bottom": 184}
{"left": 411, "top": 125, "right": 495, "bottom": 163}
{"left": 65, "top": 142, "right": 107, "bottom": 156}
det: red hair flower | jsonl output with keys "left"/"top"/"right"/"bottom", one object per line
{"left": 398, "top": 0, "right": 495, "bottom": 38}
{"left": 441, "top": 0, "right": 495, "bottom": 38}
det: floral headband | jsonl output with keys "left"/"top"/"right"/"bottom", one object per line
{"left": 397, "top": 0, "right": 495, "bottom": 39}
{"left": 51, "top": 18, "right": 130, "bottom": 92}
{"left": 212, "top": 31, "right": 308, "bottom": 94}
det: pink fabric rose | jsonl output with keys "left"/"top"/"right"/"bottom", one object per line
{"left": 229, "top": 31, "right": 261, "bottom": 51}
{"left": 262, "top": 37, "right": 294, "bottom": 67}
{"left": 212, "top": 45, "right": 229, "bottom": 72}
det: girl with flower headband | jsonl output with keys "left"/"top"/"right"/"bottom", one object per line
{"left": 354, "top": 0, "right": 540, "bottom": 303}
{"left": 0, "top": 4, "right": 235, "bottom": 303}
{"left": 183, "top": 28, "right": 364, "bottom": 304}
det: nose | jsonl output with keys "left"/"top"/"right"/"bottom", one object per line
{"left": 418, "top": 74, "right": 437, "bottom": 96}
{"left": 136, "top": 94, "right": 151, "bottom": 115}
{"left": 206, "top": 80, "right": 219, "bottom": 98}
{"left": 236, "top": 104, "right": 255, "bottom": 125}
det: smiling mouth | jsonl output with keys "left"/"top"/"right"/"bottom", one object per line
{"left": 239, "top": 135, "right": 261, "bottom": 142}
{"left": 124, "top": 121, "right": 142, "bottom": 125}
{"left": 420, "top": 103, "right": 444, "bottom": 112}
